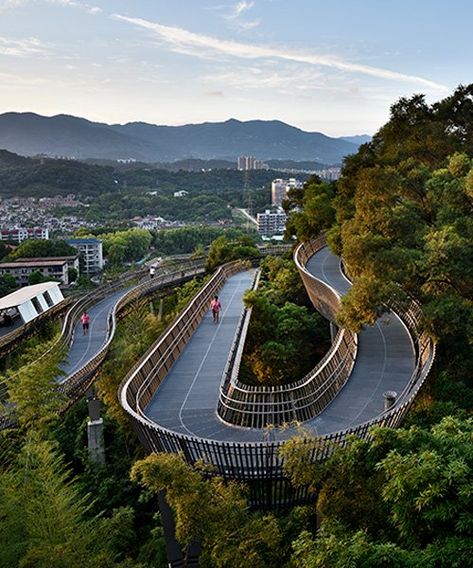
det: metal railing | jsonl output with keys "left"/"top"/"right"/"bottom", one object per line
{"left": 217, "top": 237, "right": 358, "bottom": 428}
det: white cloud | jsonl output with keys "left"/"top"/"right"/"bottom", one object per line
{"left": 0, "top": 0, "right": 102, "bottom": 14}
{"left": 46, "top": 0, "right": 102, "bottom": 15}
{"left": 227, "top": 1, "right": 254, "bottom": 19}
{"left": 112, "top": 14, "right": 449, "bottom": 92}
{"left": 225, "top": 1, "right": 260, "bottom": 31}
{"left": 0, "top": 36, "right": 48, "bottom": 57}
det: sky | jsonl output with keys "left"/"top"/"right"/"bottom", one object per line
{"left": 0, "top": 0, "right": 472, "bottom": 136}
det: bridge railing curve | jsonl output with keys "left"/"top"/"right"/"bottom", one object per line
{"left": 216, "top": 237, "right": 358, "bottom": 428}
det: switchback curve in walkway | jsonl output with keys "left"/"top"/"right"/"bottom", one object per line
{"left": 144, "top": 246, "right": 416, "bottom": 441}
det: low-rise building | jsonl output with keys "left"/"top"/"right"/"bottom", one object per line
{"left": 237, "top": 156, "right": 269, "bottom": 171}
{"left": 66, "top": 238, "right": 103, "bottom": 275}
{"left": 0, "top": 258, "right": 69, "bottom": 286}
{"left": 0, "top": 282, "right": 64, "bottom": 324}
{"left": 0, "top": 227, "right": 49, "bottom": 243}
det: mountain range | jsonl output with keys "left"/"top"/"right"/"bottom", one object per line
{"left": 0, "top": 112, "right": 371, "bottom": 165}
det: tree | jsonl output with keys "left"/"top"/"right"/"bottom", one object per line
{"left": 285, "top": 176, "right": 336, "bottom": 242}
{"left": 0, "top": 273, "right": 17, "bottom": 296}
{"left": 3, "top": 337, "right": 66, "bottom": 433}
{"left": 28, "top": 270, "right": 48, "bottom": 285}
{"left": 281, "top": 417, "right": 473, "bottom": 566}
{"left": 0, "top": 433, "right": 137, "bottom": 568}
{"left": 6, "top": 239, "right": 77, "bottom": 261}
{"left": 131, "top": 452, "right": 284, "bottom": 568}
{"left": 67, "top": 267, "right": 78, "bottom": 283}
{"left": 206, "top": 235, "right": 259, "bottom": 270}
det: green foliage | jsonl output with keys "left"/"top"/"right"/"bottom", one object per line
{"left": 206, "top": 235, "right": 259, "bottom": 270}
{"left": 281, "top": 417, "right": 473, "bottom": 566}
{"left": 0, "top": 432, "right": 142, "bottom": 568}
{"left": 0, "top": 272, "right": 18, "bottom": 296}
{"left": 153, "top": 226, "right": 251, "bottom": 256}
{"left": 131, "top": 452, "right": 284, "bottom": 568}
{"left": 2, "top": 335, "right": 66, "bottom": 433}
{"left": 320, "top": 84, "right": 473, "bottom": 420}
{"left": 102, "top": 228, "right": 153, "bottom": 265}
{"left": 6, "top": 238, "right": 77, "bottom": 261}
{"left": 284, "top": 176, "right": 336, "bottom": 241}
{"left": 241, "top": 256, "right": 330, "bottom": 385}
{"left": 68, "top": 266, "right": 78, "bottom": 282}
{"left": 27, "top": 270, "right": 48, "bottom": 285}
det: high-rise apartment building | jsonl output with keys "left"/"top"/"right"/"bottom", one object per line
{"left": 66, "top": 238, "right": 103, "bottom": 275}
{"left": 257, "top": 209, "right": 287, "bottom": 237}
{"left": 271, "top": 178, "right": 303, "bottom": 207}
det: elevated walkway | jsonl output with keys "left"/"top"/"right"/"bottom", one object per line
{"left": 59, "top": 288, "right": 130, "bottom": 381}
{"left": 143, "top": 246, "right": 416, "bottom": 440}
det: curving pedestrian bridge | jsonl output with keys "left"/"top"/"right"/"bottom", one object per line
{"left": 0, "top": 260, "right": 207, "bottom": 413}
{"left": 0, "top": 240, "right": 436, "bottom": 505}
{"left": 119, "top": 236, "right": 435, "bottom": 505}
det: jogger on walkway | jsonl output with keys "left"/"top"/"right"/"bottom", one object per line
{"left": 81, "top": 311, "right": 90, "bottom": 335}
{"left": 210, "top": 295, "right": 222, "bottom": 324}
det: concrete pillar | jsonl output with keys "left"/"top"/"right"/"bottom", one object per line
{"left": 86, "top": 391, "right": 105, "bottom": 464}
{"left": 383, "top": 390, "right": 397, "bottom": 411}
{"left": 87, "top": 418, "right": 105, "bottom": 465}
{"left": 157, "top": 298, "right": 164, "bottom": 322}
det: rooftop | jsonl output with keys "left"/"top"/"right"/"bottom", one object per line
{"left": 0, "top": 259, "right": 67, "bottom": 268}
{"left": 66, "top": 238, "right": 101, "bottom": 244}
{"left": 0, "top": 282, "right": 61, "bottom": 310}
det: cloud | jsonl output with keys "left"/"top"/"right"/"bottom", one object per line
{"left": 225, "top": 1, "right": 260, "bottom": 31}
{"left": 205, "top": 90, "right": 225, "bottom": 98}
{"left": 0, "top": 0, "right": 102, "bottom": 14}
{"left": 46, "top": 0, "right": 102, "bottom": 14}
{"left": 0, "top": 36, "right": 48, "bottom": 57}
{"left": 0, "top": 0, "right": 27, "bottom": 11}
{"left": 227, "top": 1, "right": 254, "bottom": 19}
{"left": 112, "top": 14, "right": 449, "bottom": 92}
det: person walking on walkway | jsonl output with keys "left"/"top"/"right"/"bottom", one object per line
{"left": 81, "top": 311, "right": 90, "bottom": 335}
{"left": 210, "top": 295, "right": 222, "bottom": 324}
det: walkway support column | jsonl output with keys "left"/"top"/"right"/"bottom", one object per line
{"left": 86, "top": 388, "right": 105, "bottom": 465}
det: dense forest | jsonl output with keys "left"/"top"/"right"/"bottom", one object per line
{"left": 0, "top": 149, "right": 296, "bottom": 199}
{"left": 1, "top": 84, "right": 473, "bottom": 567}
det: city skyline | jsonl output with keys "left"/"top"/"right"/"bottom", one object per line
{"left": 0, "top": 0, "right": 471, "bottom": 135}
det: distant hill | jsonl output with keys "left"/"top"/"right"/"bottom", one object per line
{"left": 0, "top": 112, "right": 366, "bottom": 164}
{"left": 340, "top": 134, "right": 372, "bottom": 145}
{"left": 0, "top": 148, "right": 310, "bottom": 198}
{"left": 0, "top": 149, "right": 116, "bottom": 197}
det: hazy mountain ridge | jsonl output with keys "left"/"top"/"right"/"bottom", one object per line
{"left": 0, "top": 112, "right": 369, "bottom": 164}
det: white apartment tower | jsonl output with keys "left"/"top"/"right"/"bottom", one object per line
{"left": 271, "top": 178, "right": 303, "bottom": 207}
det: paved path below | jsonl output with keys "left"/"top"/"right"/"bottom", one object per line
{"left": 59, "top": 288, "right": 130, "bottom": 382}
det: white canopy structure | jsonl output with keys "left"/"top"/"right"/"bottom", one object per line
{"left": 0, "top": 282, "right": 64, "bottom": 324}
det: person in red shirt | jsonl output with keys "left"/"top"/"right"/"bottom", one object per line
{"left": 81, "top": 311, "right": 90, "bottom": 335}
{"left": 210, "top": 295, "right": 222, "bottom": 323}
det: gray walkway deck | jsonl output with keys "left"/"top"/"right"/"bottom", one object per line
{"left": 144, "top": 247, "right": 416, "bottom": 441}
{"left": 59, "top": 288, "right": 129, "bottom": 381}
